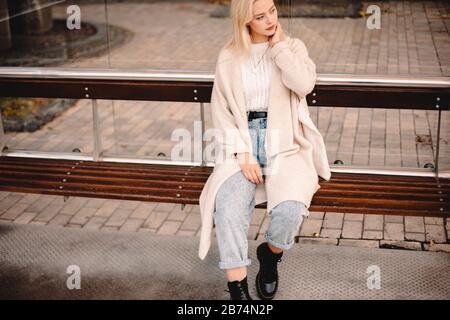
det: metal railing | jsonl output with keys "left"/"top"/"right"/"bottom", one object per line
{"left": 0, "top": 67, "right": 449, "bottom": 179}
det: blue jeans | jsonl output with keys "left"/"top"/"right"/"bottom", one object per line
{"left": 213, "top": 115, "right": 310, "bottom": 270}
{"left": 248, "top": 116, "right": 268, "bottom": 173}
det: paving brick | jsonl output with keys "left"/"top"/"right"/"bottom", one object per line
{"left": 130, "top": 202, "right": 157, "bottom": 219}
{"left": 384, "top": 223, "right": 405, "bottom": 241}
{"left": 425, "top": 224, "right": 447, "bottom": 243}
{"left": 69, "top": 207, "right": 96, "bottom": 226}
{"left": 18, "top": 194, "right": 41, "bottom": 205}
{"left": 104, "top": 209, "right": 132, "bottom": 228}
{"left": 118, "top": 200, "right": 140, "bottom": 210}
{"left": 320, "top": 228, "right": 341, "bottom": 239}
{"left": 84, "top": 216, "right": 108, "bottom": 230}
{"left": 250, "top": 208, "right": 266, "bottom": 226}
{"left": 34, "top": 204, "right": 63, "bottom": 223}
{"left": 0, "top": 194, "right": 23, "bottom": 214}
{"left": 344, "top": 213, "right": 364, "bottom": 221}
{"left": 298, "top": 237, "right": 338, "bottom": 246}
{"left": 157, "top": 220, "right": 181, "bottom": 235}
{"left": 0, "top": 191, "right": 10, "bottom": 201}
{"left": 423, "top": 243, "right": 450, "bottom": 253}
{"left": 380, "top": 240, "right": 422, "bottom": 251}
{"left": 50, "top": 196, "right": 67, "bottom": 206}
{"left": 259, "top": 216, "right": 270, "bottom": 234}
{"left": 60, "top": 197, "right": 88, "bottom": 215}
{"left": 308, "top": 211, "right": 324, "bottom": 220}
{"left": 0, "top": 203, "right": 30, "bottom": 220}
{"left": 384, "top": 215, "right": 404, "bottom": 223}
{"left": 143, "top": 211, "right": 169, "bottom": 229}
{"left": 95, "top": 200, "right": 121, "bottom": 218}
{"left": 138, "top": 227, "right": 157, "bottom": 233}
{"left": 116, "top": 218, "right": 143, "bottom": 232}
{"left": 48, "top": 214, "right": 72, "bottom": 227}
{"left": 341, "top": 221, "right": 363, "bottom": 239}
{"left": 189, "top": 205, "right": 201, "bottom": 214}
{"left": 101, "top": 226, "right": 119, "bottom": 231}
{"left": 29, "top": 220, "right": 47, "bottom": 226}
{"left": 167, "top": 206, "right": 189, "bottom": 222}
{"left": 424, "top": 217, "right": 444, "bottom": 225}
{"left": 248, "top": 225, "right": 259, "bottom": 240}
{"left": 66, "top": 223, "right": 83, "bottom": 229}
{"left": 404, "top": 232, "right": 426, "bottom": 242}
{"left": 84, "top": 198, "right": 107, "bottom": 209}
{"left": 154, "top": 202, "right": 176, "bottom": 212}
{"left": 404, "top": 216, "right": 425, "bottom": 233}
{"left": 180, "top": 213, "right": 201, "bottom": 231}
{"left": 14, "top": 212, "right": 38, "bottom": 224}
{"left": 363, "top": 230, "right": 383, "bottom": 240}
{"left": 363, "top": 215, "right": 383, "bottom": 231}
{"left": 299, "top": 218, "right": 322, "bottom": 237}
{"left": 338, "top": 239, "right": 379, "bottom": 248}
{"left": 322, "top": 212, "right": 344, "bottom": 229}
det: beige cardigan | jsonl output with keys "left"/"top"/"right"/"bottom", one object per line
{"left": 198, "top": 35, "right": 332, "bottom": 260}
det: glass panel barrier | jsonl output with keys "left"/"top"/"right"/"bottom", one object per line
{"left": 309, "top": 106, "right": 440, "bottom": 171}
{"left": 0, "top": 0, "right": 448, "bottom": 176}
{"left": 2, "top": 96, "right": 93, "bottom": 155}
{"left": 437, "top": 109, "right": 449, "bottom": 175}
{"left": 98, "top": 99, "right": 202, "bottom": 163}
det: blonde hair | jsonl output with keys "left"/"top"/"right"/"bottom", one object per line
{"left": 223, "top": 0, "right": 290, "bottom": 59}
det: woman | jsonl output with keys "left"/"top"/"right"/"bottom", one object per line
{"left": 198, "top": 0, "right": 332, "bottom": 300}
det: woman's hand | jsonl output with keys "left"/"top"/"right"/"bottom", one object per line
{"left": 236, "top": 152, "right": 264, "bottom": 184}
{"left": 269, "top": 21, "right": 287, "bottom": 47}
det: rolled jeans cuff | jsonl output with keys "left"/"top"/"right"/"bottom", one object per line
{"left": 264, "top": 233, "right": 296, "bottom": 250}
{"left": 219, "top": 258, "right": 252, "bottom": 270}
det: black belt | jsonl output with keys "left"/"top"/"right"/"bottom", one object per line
{"left": 247, "top": 111, "right": 267, "bottom": 120}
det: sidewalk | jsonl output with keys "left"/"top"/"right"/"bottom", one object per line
{"left": 52, "top": 0, "right": 450, "bottom": 75}
{"left": 0, "top": 191, "right": 449, "bottom": 252}
{"left": 1, "top": 221, "right": 448, "bottom": 299}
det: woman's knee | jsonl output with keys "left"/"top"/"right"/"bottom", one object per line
{"left": 271, "top": 200, "right": 308, "bottom": 224}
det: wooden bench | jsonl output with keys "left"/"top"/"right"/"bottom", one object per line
{"left": 0, "top": 69, "right": 449, "bottom": 218}
{"left": 0, "top": 156, "right": 448, "bottom": 217}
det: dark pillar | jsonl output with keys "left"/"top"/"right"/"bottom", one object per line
{"left": 0, "top": 0, "right": 11, "bottom": 50}
{"left": 7, "top": 0, "right": 53, "bottom": 35}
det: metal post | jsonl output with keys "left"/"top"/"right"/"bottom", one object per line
{"left": 0, "top": 110, "right": 5, "bottom": 155}
{"left": 92, "top": 99, "right": 103, "bottom": 161}
{"left": 200, "top": 102, "right": 206, "bottom": 166}
{"left": 434, "top": 108, "right": 441, "bottom": 178}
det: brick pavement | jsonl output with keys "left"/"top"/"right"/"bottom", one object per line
{"left": 1, "top": 191, "right": 448, "bottom": 252}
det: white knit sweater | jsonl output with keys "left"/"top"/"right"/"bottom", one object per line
{"left": 240, "top": 41, "right": 274, "bottom": 112}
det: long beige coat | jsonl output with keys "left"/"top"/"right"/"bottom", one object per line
{"left": 198, "top": 35, "right": 332, "bottom": 260}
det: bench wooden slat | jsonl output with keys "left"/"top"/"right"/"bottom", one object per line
{"left": 0, "top": 158, "right": 211, "bottom": 175}
{"left": 0, "top": 156, "right": 448, "bottom": 217}
{"left": 2, "top": 163, "right": 447, "bottom": 198}
{"left": 0, "top": 164, "right": 209, "bottom": 182}
{"left": 0, "top": 184, "right": 199, "bottom": 204}
{"left": 1, "top": 171, "right": 447, "bottom": 204}
{"left": 0, "top": 171, "right": 206, "bottom": 189}
{"left": 304, "top": 205, "right": 443, "bottom": 217}
{"left": 0, "top": 177, "right": 201, "bottom": 199}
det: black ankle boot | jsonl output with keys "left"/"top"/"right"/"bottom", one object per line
{"left": 255, "top": 242, "right": 283, "bottom": 300}
{"left": 225, "top": 276, "right": 253, "bottom": 300}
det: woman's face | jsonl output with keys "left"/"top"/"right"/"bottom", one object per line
{"left": 247, "top": 0, "right": 278, "bottom": 39}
